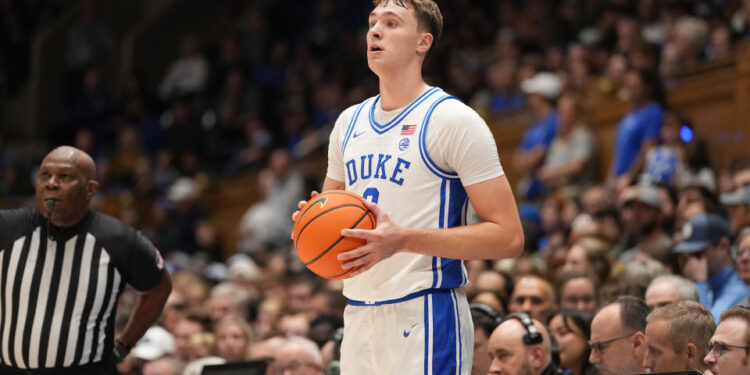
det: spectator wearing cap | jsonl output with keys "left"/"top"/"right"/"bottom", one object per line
{"left": 721, "top": 186, "right": 750, "bottom": 235}
{"left": 703, "top": 306, "right": 750, "bottom": 375}
{"left": 642, "top": 301, "right": 714, "bottom": 373}
{"left": 619, "top": 183, "right": 672, "bottom": 262}
{"left": 733, "top": 228, "right": 750, "bottom": 288}
{"left": 589, "top": 296, "right": 649, "bottom": 375}
{"left": 608, "top": 69, "right": 665, "bottom": 193}
{"left": 129, "top": 326, "right": 176, "bottom": 369}
{"left": 513, "top": 72, "right": 561, "bottom": 200}
{"left": 645, "top": 274, "right": 700, "bottom": 310}
{"left": 674, "top": 214, "right": 750, "bottom": 321}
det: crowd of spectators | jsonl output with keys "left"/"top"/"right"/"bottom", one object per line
{"left": 3, "top": 0, "right": 750, "bottom": 374}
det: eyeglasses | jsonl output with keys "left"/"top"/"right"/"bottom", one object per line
{"left": 732, "top": 247, "right": 750, "bottom": 260}
{"left": 705, "top": 341, "right": 750, "bottom": 358}
{"left": 588, "top": 332, "right": 636, "bottom": 353}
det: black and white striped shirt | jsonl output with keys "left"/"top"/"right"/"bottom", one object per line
{"left": 0, "top": 208, "right": 165, "bottom": 373}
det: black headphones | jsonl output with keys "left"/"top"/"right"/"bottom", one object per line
{"left": 504, "top": 312, "right": 543, "bottom": 345}
{"left": 469, "top": 303, "right": 503, "bottom": 325}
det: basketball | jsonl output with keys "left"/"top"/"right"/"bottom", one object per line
{"left": 293, "top": 190, "right": 376, "bottom": 279}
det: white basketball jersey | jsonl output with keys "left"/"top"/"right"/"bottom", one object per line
{"left": 327, "top": 86, "right": 503, "bottom": 303}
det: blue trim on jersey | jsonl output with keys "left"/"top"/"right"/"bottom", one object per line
{"left": 342, "top": 98, "right": 372, "bottom": 155}
{"left": 447, "top": 179, "right": 467, "bottom": 228}
{"left": 433, "top": 179, "right": 469, "bottom": 289}
{"left": 451, "top": 290, "right": 464, "bottom": 374}
{"left": 369, "top": 87, "right": 440, "bottom": 135}
{"left": 431, "top": 256, "right": 439, "bottom": 289}
{"left": 347, "top": 288, "right": 450, "bottom": 306}
{"left": 423, "top": 295, "right": 430, "bottom": 375}
{"left": 431, "top": 291, "right": 458, "bottom": 374}
{"left": 418, "top": 95, "right": 461, "bottom": 180}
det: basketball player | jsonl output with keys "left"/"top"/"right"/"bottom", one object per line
{"left": 293, "top": 1, "right": 523, "bottom": 373}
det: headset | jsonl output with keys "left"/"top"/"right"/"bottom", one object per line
{"left": 469, "top": 302, "right": 503, "bottom": 326}
{"left": 504, "top": 312, "right": 543, "bottom": 345}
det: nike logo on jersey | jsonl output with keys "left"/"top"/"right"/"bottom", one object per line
{"left": 353, "top": 131, "right": 366, "bottom": 138}
{"left": 403, "top": 322, "right": 419, "bottom": 337}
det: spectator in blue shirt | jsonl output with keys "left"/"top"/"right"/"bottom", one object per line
{"left": 513, "top": 72, "right": 561, "bottom": 200}
{"left": 609, "top": 69, "right": 665, "bottom": 193}
{"left": 674, "top": 213, "right": 750, "bottom": 322}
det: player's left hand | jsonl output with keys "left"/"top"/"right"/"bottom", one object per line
{"left": 338, "top": 200, "right": 405, "bottom": 276}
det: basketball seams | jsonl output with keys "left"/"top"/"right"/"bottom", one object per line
{"left": 295, "top": 190, "right": 368, "bottom": 225}
{"left": 293, "top": 190, "right": 376, "bottom": 279}
{"left": 294, "top": 204, "right": 367, "bottom": 246}
{"left": 303, "top": 208, "right": 373, "bottom": 267}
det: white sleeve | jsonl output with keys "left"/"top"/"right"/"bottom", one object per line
{"left": 424, "top": 99, "right": 504, "bottom": 187}
{"left": 326, "top": 105, "right": 358, "bottom": 182}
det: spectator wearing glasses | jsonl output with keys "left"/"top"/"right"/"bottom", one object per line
{"left": 642, "top": 301, "right": 714, "bottom": 373}
{"left": 674, "top": 214, "right": 750, "bottom": 321}
{"left": 704, "top": 306, "right": 750, "bottom": 375}
{"left": 555, "top": 271, "right": 599, "bottom": 315}
{"left": 589, "top": 296, "right": 650, "bottom": 375}
{"left": 644, "top": 274, "right": 700, "bottom": 310}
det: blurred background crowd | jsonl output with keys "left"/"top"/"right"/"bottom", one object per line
{"left": 2, "top": 0, "right": 750, "bottom": 374}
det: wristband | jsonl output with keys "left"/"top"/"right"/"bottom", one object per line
{"left": 115, "top": 338, "right": 133, "bottom": 352}
{"left": 113, "top": 347, "right": 124, "bottom": 363}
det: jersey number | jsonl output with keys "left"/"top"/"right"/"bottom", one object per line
{"left": 363, "top": 187, "right": 379, "bottom": 204}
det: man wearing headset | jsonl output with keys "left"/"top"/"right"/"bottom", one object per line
{"left": 487, "top": 313, "right": 561, "bottom": 375}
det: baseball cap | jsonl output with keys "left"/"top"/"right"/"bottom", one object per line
{"left": 622, "top": 184, "right": 662, "bottom": 210}
{"left": 521, "top": 72, "right": 561, "bottom": 99}
{"left": 721, "top": 186, "right": 750, "bottom": 206}
{"left": 131, "top": 326, "right": 175, "bottom": 361}
{"left": 673, "top": 214, "right": 732, "bottom": 254}
{"left": 167, "top": 177, "right": 198, "bottom": 202}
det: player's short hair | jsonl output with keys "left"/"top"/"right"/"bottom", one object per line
{"left": 720, "top": 306, "right": 750, "bottom": 346}
{"left": 647, "top": 301, "right": 715, "bottom": 357}
{"left": 372, "top": 0, "right": 443, "bottom": 56}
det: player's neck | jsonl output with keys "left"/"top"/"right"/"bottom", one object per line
{"left": 377, "top": 69, "right": 428, "bottom": 111}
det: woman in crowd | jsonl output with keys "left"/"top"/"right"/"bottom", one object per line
{"left": 549, "top": 309, "right": 597, "bottom": 375}
{"left": 215, "top": 315, "right": 254, "bottom": 362}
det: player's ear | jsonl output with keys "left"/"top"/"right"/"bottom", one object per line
{"left": 416, "top": 32, "right": 433, "bottom": 54}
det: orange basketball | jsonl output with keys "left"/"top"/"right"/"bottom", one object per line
{"left": 293, "top": 190, "right": 376, "bottom": 279}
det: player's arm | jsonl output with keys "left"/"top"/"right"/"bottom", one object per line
{"left": 322, "top": 177, "right": 345, "bottom": 192}
{"left": 338, "top": 175, "right": 523, "bottom": 273}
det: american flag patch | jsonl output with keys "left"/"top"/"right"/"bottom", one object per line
{"left": 400, "top": 124, "right": 416, "bottom": 135}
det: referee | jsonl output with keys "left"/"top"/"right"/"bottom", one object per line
{"left": 0, "top": 146, "right": 172, "bottom": 374}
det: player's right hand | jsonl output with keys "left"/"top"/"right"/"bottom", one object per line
{"left": 291, "top": 191, "right": 319, "bottom": 238}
